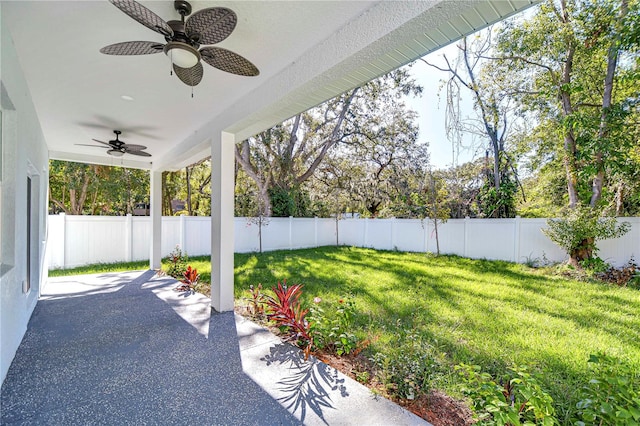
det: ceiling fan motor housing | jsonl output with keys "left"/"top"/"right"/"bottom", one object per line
{"left": 174, "top": 0, "right": 192, "bottom": 17}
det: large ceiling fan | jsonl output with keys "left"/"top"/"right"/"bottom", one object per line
{"left": 76, "top": 130, "right": 152, "bottom": 157}
{"left": 100, "top": 0, "right": 259, "bottom": 87}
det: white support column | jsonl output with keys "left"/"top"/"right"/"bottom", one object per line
{"left": 150, "top": 170, "right": 162, "bottom": 270}
{"left": 211, "top": 131, "right": 235, "bottom": 312}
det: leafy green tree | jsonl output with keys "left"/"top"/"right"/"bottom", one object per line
{"left": 235, "top": 69, "right": 422, "bottom": 217}
{"left": 497, "top": 0, "right": 637, "bottom": 260}
{"left": 543, "top": 205, "right": 630, "bottom": 265}
{"left": 49, "top": 160, "right": 149, "bottom": 215}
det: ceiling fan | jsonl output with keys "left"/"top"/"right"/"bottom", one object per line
{"left": 100, "top": 0, "right": 260, "bottom": 87}
{"left": 76, "top": 130, "right": 152, "bottom": 157}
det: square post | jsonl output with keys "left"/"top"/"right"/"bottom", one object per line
{"left": 210, "top": 131, "right": 235, "bottom": 312}
{"left": 149, "top": 170, "right": 162, "bottom": 270}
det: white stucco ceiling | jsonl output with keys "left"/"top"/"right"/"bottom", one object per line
{"left": 2, "top": 0, "right": 536, "bottom": 171}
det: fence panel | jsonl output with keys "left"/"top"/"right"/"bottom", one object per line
{"left": 132, "top": 217, "right": 151, "bottom": 261}
{"left": 517, "top": 219, "right": 566, "bottom": 264}
{"left": 261, "top": 218, "right": 291, "bottom": 251}
{"left": 184, "top": 217, "right": 211, "bottom": 256}
{"left": 47, "top": 215, "right": 640, "bottom": 269}
{"left": 64, "top": 216, "right": 126, "bottom": 268}
{"left": 161, "top": 217, "right": 181, "bottom": 257}
{"left": 434, "top": 220, "right": 466, "bottom": 255}
{"left": 317, "top": 219, "right": 337, "bottom": 246}
{"left": 47, "top": 214, "right": 65, "bottom": 268}
{"left": 465, "top": 219, "right": 516, "bottom": 261}
{"left": 365, "top": 219, "right": 393, "bottom": 250}
{"left": 235, "top": 218, "right": 260, "bottom": 253}
{"left": 291, "top": 218, "right": 316, "bottom": 249}
{"left": 338, "top": 219, "right": 365, "bottom": 247}
{"left": 598, "top": 217, "right": 640, "bottom": 267}
{"left": 392, "top": 219, "right": 425, "bottom": 252}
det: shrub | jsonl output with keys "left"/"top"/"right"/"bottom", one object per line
{"left": 574, "top": 353, "right": 640, "bottom": 426}
{"left": 166, "top": 245, "right": 188, "bottom": 278}
{"left": 245, "top": 284, "right": 266, "bottom": 318}
{"left": 543, "top": 206, "right": 629, "bottom": 265}
{"left": 175, "top": 265, "right": 199, "bottom": 293}
{"left": 265, "top": 281, "right": 314, "bottom": 359}
{"left": 456, "top": 364, "right": 557, "bottom": 426}
{"left": 370, "top": 326, "right": 439, "bottom": 400}
{"left": 308, "top": 296, "right": 359, "bottom": 356}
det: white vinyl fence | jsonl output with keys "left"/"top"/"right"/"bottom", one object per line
{"left": 46, "top": 214, "right": 640, "bottom": 269}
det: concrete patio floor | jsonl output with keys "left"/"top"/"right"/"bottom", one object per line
{"left": 1, "top": 270, "right": 429, "bottom": 425}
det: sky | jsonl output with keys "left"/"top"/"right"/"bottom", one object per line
{"left": 403, "top": 43, "right": 482, "bottom": 170}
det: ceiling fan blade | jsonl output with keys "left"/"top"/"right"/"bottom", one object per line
{"left": 91, "top": 139, "right": 113, "bottom": 147}
{"left": 108, "top": 0, "right": 173, "bottom": 37}
{"left": 122, "top": 143, "right": 147, "bottom": 151}
{"left": 185, "top": 7, "right": 237, "bottom": 45}
{"left": 200, "top": 47, "right": 259, "bottom": 77}
{"left": 125, "top": 149, "right": 152, "bottom": 157}
{"left": 100, "top": 41, "right": 164, "bottom": 56}
{"left": 173, "top": 62, "right": 204, "bottom": 87}
{"left": 75, "top": 144, "right": 107, "bottom": 148}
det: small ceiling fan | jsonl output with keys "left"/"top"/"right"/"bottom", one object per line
{"left": 100, "top": 0, "right": 260, "bottom": 87}
{"left": 76, "top": 130, "right": 152, "bottom": 157}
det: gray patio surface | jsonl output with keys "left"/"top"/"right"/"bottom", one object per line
{"left": 1, "top": 270, "right": 430, "bottom": 425}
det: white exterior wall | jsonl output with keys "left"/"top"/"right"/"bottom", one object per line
{"left": 1, "top": 4, "right": 50, "bottom": 384}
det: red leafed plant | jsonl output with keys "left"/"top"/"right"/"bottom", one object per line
{"left": 265, "top": 280, "right": 314, "bottom": 359}
{"left": 176, "top": 265, "right": 199, "bottom": 292}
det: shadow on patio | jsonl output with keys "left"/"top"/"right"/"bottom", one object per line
{"left": 0, "top": 271, "right": 427, "bottom": 425}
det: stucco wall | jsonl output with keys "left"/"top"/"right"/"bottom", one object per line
{"left": 1, "top": 3, "right": 50, "bottom": 384}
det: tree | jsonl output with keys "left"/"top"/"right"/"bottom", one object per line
{"left": 49, "top": 160, "right": 149, "bottom": 215}
{"left": 316, "top": 102, "right": 427, "bottom": 218}
{"left": 543, "top": 206, "right": 630, "bottom": 265}
{"left": 420, "top": 31, "right": 522, "bottom": 217}
{"left": 396, "top": 171, "right": 451, "bottom": 254}
{"left": 235, "top": 69, "right": 422, "bottom": 217}
{"left": 49, "top": 161, "right": 100, "bottom": 215}
{"left": 496, "top": 0, "right": 637, "bottom": 261}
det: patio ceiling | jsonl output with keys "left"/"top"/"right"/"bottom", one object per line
{"left": 2, "top": 0, "right": 536, "bottom": 171}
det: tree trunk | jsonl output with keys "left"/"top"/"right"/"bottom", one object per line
{"left": 235, "top": 140, "right": 272, "bottom": 216}
{"left": 185, "top": 166, "right": 193, "bottom": 216}
{"left": 559, "top": 10, "right": 579, "bottom": 209}
{"left": 615, "top": 181, "right": 624, "bottom": 216}
{"left": 590, "top": 0, "right": 627, "bottom": 208}
{"left": 569, "top": 237, "right": 595, "bottom": 266}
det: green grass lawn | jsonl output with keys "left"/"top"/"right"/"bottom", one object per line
{"left": 50, "top": 246, "right": 640, "bottom": 421}
{"left": 233, "top": 246, "right": 640, "bottom": 422}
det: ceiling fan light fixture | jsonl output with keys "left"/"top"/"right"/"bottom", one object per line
{"left": 107, "top": 149, "right": 125, "bottom": 157}
{"left": 164, "top": 42, "right": 200, "bottom": 69}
